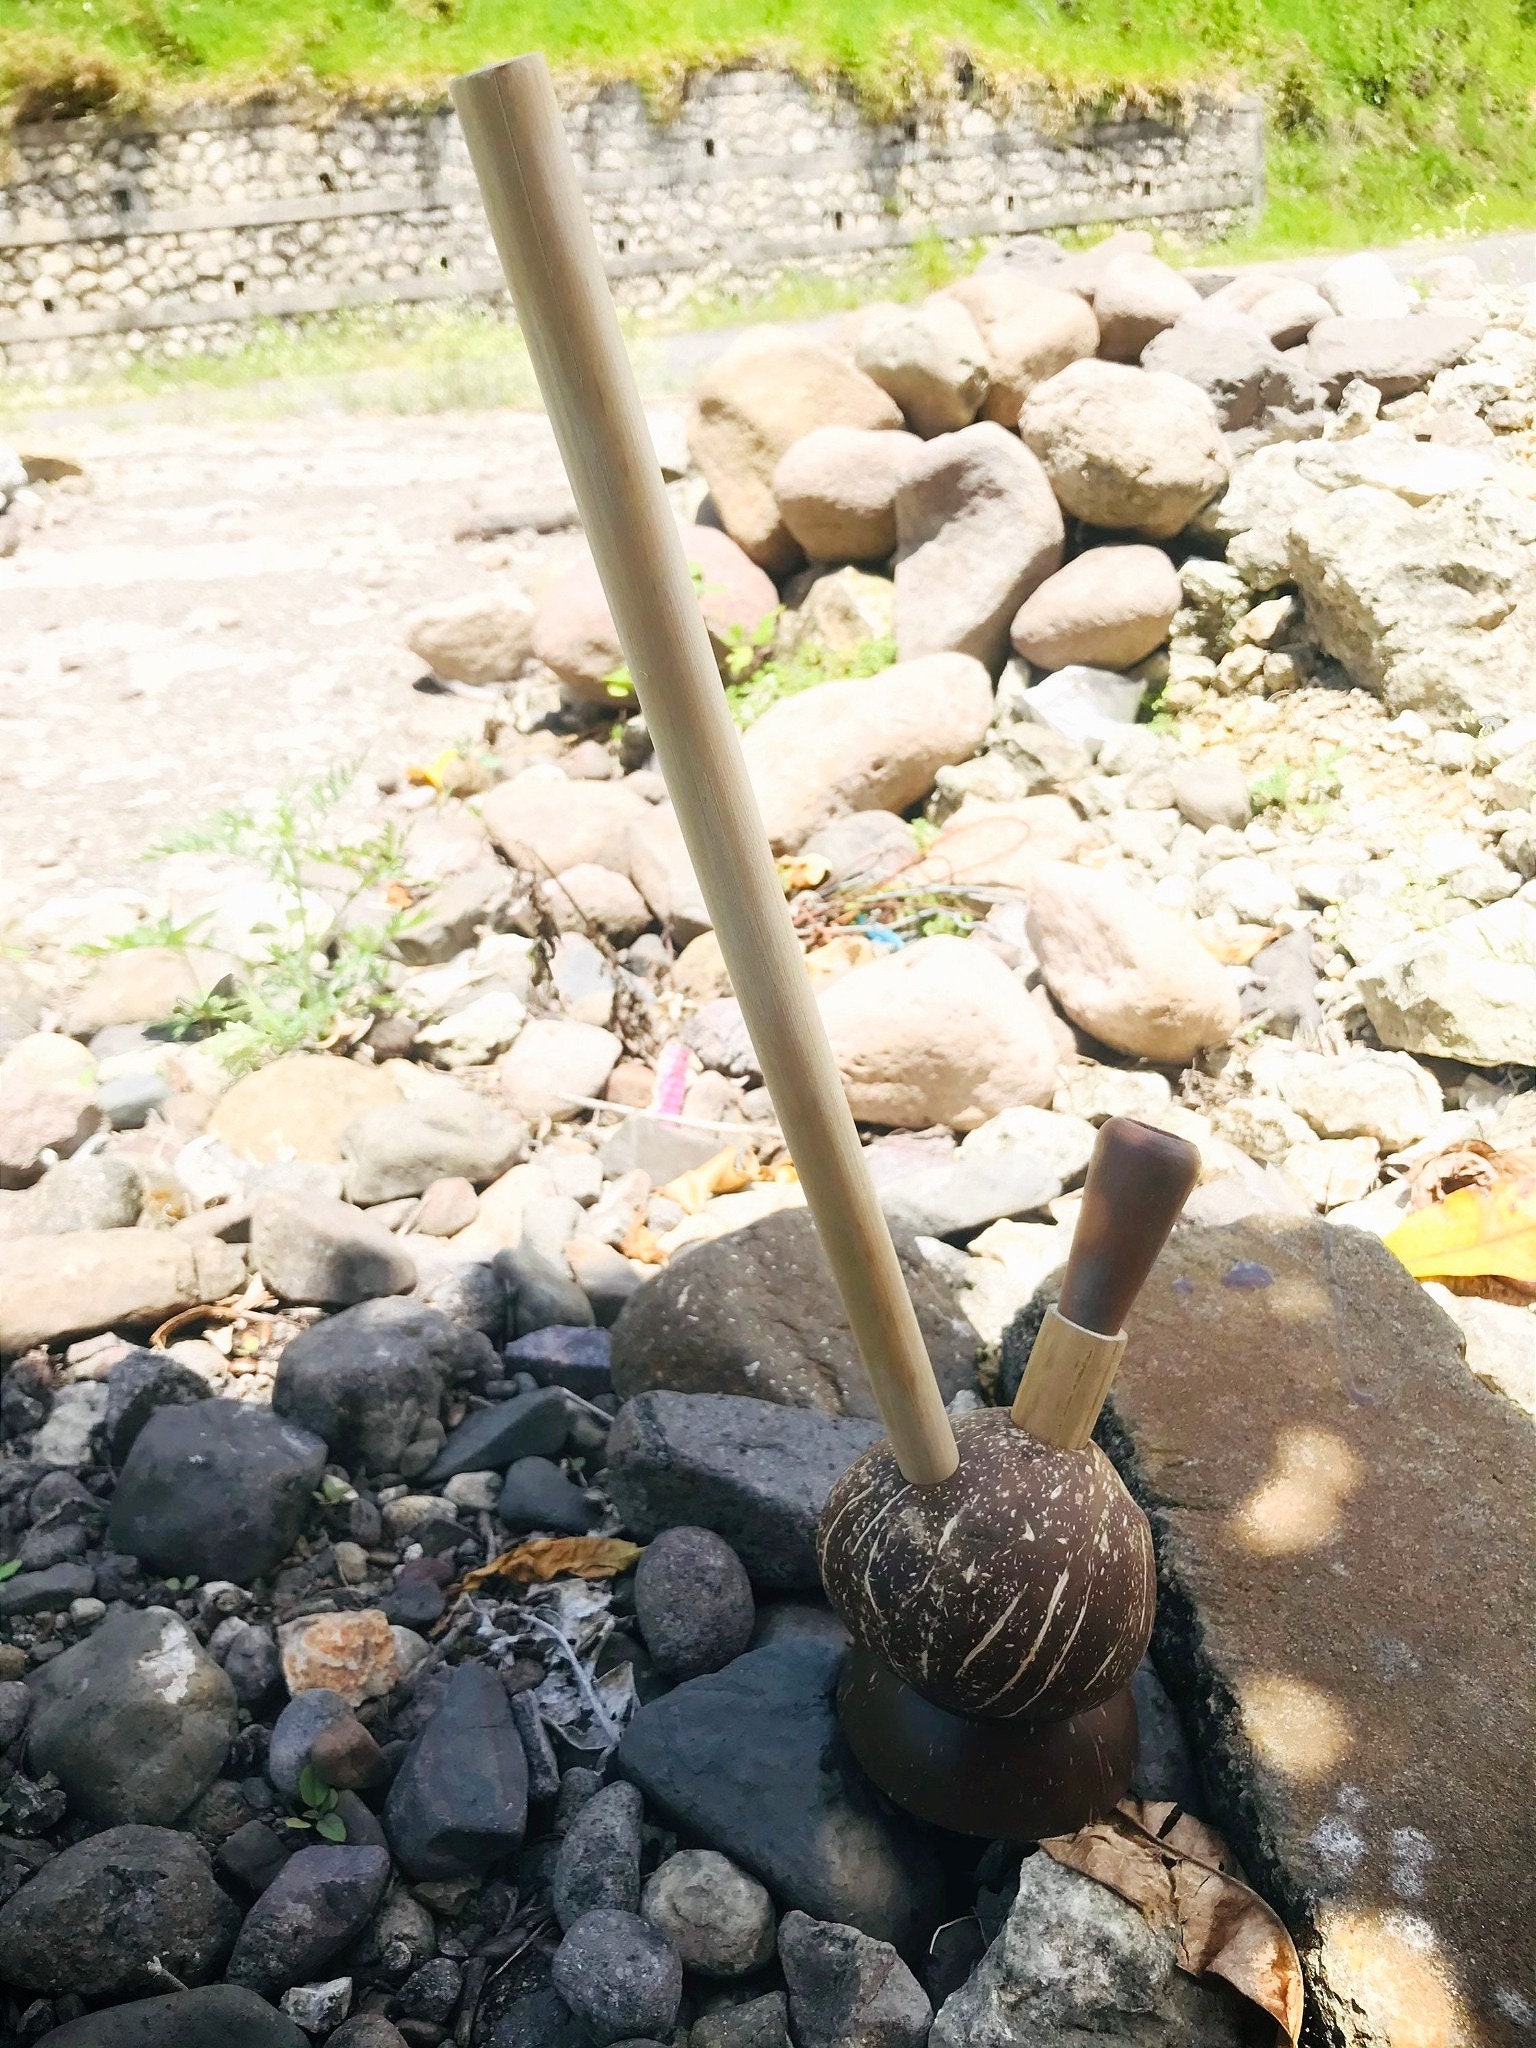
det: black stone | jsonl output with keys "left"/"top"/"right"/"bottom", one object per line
{"left": 224, "top": 1841, "right": 391, "bottom": 1994}
{"left": 478, "top": 1989, "right": 587, "bottom": 2048}
{"left": 383, "top": 1576, "right": 448, "bottom": 1630}
{"left": 423, "top": 1387, "right": 572, "bottom": 1484}
{"left": 633, "top": 1525, "right": 754, "bottom": 1679}
{"left": 215, "top": 1817, "right": 293, "bottom": 1894}
{"left": 385, "top": 1662, "right": 527, "bottom": 1880}
{"left": 504, "top": 1326, "right": 613, "bottom": 1399}
{"left": 16, "top": 1520, "right": 87, "bottom": 1571}
{"left": 0, "top": 1825, "right": 239, "bottom": 1998}
{"left": 551, "top": 1779, "right": 643, "bottom": 1931}
{"left": 107, "top": 1400, "right": 327, "bottom": 1585}
{"left": 327, "top": 2021, "right": 410, "bottom": 2048}
{"left": 272, "top": 1299, "right": 495, "bottom": 1474}
{"left": 36, "top": 1986, "right": 309, "bottom": 2048}
{"left": 610, "top": 1209, "right": 977, "bottom": 1416}
{"left": 604, "top": 1393, "right": 882, "bottom": 1591}
{"left": 223, "top": 1623, "right": 281, "bottom": 1705}
{"left": 495, "top": 1246, "right": 596, "bottom": 1338}
{"left": 0, "top": 1562, "right": 95, "bottom": 1616}
{"left": 0, "top": 1679, "right": 31, "bottom": 1750}
{"left": 497, "top": 1458, "right": 595, "bottom": 1535}
{"left": 551, "top": 1910, "right": 683, "bottom": 2047}
{"left": 396, "top": 1956, "right": 464, "bottom": 2024}
{"left": 616, "top": 1641, "right": 949, "bottom": 1952}
{"left": 103, "top": 1348, "right": 209, "bottom": 1467}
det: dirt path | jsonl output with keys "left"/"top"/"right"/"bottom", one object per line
{"left": 0, "top": 409, "right": 599, "bottom": 933}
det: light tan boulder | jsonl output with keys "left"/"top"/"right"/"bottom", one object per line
{"left": 480, "top": 772, "right": 648, "bottom": 879}
{"left": 894, "top": 423, "right": 1063, "bottom": 672}
{"left": 626, "top": 804, "right": 711, "bottom": 946}
{"left": 1026, "top": 862, "right": 1242, "bottom": 1062}
{"left": 688, "top": 332, "right": 903, "bottom": 572}
{"left": 742, "top": 654, "right": 993, "bottom": 852}
{"left": 854, "top": 297, "right": 992, "bottom": 437}
{"left": 904, "top": 798, "right": 1092, "bottom": 895}
{"left": 532, "top": 526, "right": 777, "bottom": 703}
{"left": 1052, "top": 229, "right": 1156, "bottom": 301}
{"left": 0, "top": 1230, "right": 247, "bottom": 1352}
{"left": 405, "top": 592, "right": 535, "bottom": 684}
{"left": 541, "top": 864, "right": 652, "bottom": 944}
{"left": 947, "top": 273, "right": 1100, "bottom": 428}
{"left": 1019, "top": 359, "right": 1229, "bottom": 539}
{"left": 208, "top": 1053, "right": 400, "bottom": 1165}
{"left": 772, "top": 426, "right": 922, "bottom": 563}
{"left": 1091, "top": 254, "right": 1203, "bottom": 362}
{"left": 497, "top": 1019, "right": 622, "bottom": 1123}
{"left": 818, "top": 935, "right": 1059, "bottom": 1129}
{"left": 778, "top": 567, "right": 895, "bottom": 658}
{"left": 62, "top": 947, "right": 230, "bottom": 1039}
{"left": 1010, "top": 545, "right": 1181, "bottom": 670}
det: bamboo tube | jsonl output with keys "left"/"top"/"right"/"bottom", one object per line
{"left": 450, "top": 54, "right": 958, "bottom": 1485}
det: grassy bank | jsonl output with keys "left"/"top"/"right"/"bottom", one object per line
{"left": 3, "top": 0, "right": 1536, "bottom": 255}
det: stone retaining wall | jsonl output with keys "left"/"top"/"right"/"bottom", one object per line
{"left": 0, "top": 70, "right": 1264, "bottom": 381}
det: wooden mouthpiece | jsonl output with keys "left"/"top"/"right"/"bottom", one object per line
{"left": 1011, "top": 1116, "right": 1199, "bottom": 1450}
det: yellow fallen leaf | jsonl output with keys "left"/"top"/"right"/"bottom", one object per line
{"left": 804, "top": 934, "right": 876, "bottom": 987}
{"left": 659, "top": 1146, "right": 758, "bottom": 1214}
{"left": 1195, "top": 920, "right": 1277, "bottom": 966}
{"left": 777, "top": 854, "right": 830, "bottom": 894}
{"left": 462, "top": 1537, "right": 642, "bottom": 1590}
{"left": 407, "top": 748, "right": 490, "bottom": 797}
{"left": 1385, "top": 1164, "right": 1536, "bottom": 1288}
{"left": 1042, "top": 1800, "right": 1304, "bottom": 2045}
{"left": 619, "top": 1217, "right": 668, "bottom": 1264}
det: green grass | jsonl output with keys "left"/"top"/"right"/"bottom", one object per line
{"left": 6, "top": 0, "right": 1536, "bottom": 253}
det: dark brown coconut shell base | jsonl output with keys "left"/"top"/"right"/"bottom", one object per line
{"left": 838, "top": 1646, "right": 1138, "bottom": 1842}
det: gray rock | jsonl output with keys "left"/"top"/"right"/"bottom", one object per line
{"left": 0, "top": 961, "right": 41, "bottom": 1055}
{"left": 226, "top": 1843, "right": 391, "bottom": 1995}
{"left": 326, "top": 2020, "right": 410, "bottom": 2048}
{"left": 424, "top": 1385, "right": 572, "bottom": 1483}
{"left": 877, "top": 1146, "right": 1059, "bottom": 1239}
{"left": 1170, "top": 753, "right": 1251, "bottom": 833}
{"left": 691, "top": 1991, "right": 793, "bottom": 2048}
{"left": 1356, "top": 900, "right": 1536, "bottom": 1065}
{"left": 273, "top": 1298, "right": 493, "bottom": 1474}
{"left": 1141, "top": 316, "right": 1288, "bottom": 431}
{"left": 341, "top": 1091, "right": 528, "bottom": 1204}
{"left": 0, "top": 1823, "right": 239, "bottom": 1997}
{"left": 252, "top": 1190, "right": 416, "bottom": 1306}
{"left": 478, "top": 1989, "right": 587, "bottom": 2048}
{"left": 396, "top": 865, "right": 519, "bottom": 965}
{"left": 779, "top": 1910, "right": 933, "bottom": 2048}
{"left": 0, "top": 1679, "right": 31, "bottom": 1749}
{"left": 1129, "top": 1658, "right": 1202, "bottom": 1810}
{"left": 633, "top": 1525, "right": 754, "bottom": 1678}
{"left": 551, "top": 1909, "right": 684, "bottom": 2047}
{"left": 385, "top": 1661, "right": 528, "bottom": 1879}
{"left": 641, "top": 1849, "right": 776, "bottom": 1978}
{"left": 0, "top": 1151, "right": 141, "bottom": 1240}
{"left": 496, "top": 1242, "right": 597, "bottom": 1337}
{"left": 27, "top": 1606, "right": 237, "bottom": 1825}
{"left": 222, "top": 1622, "right": 281, "bottom": 1705}
{"left": 269, "top": 1688, "right": 354, "bottom": 1798}
{"left": 552, "top": 1778, "right": 645, "bottom": 1930}
{"left": 498, "top": 1456, "right": 596, "bottom": 1534}
{"left": 929, "top": 1853, "right": 1244, "bottom": 2048}
{"left": 893, "top": 421, "right": 1064, "bottom": 673}
{"left": 1304, "top": 313, "right": 1482, "bottom": 399}
{"left": 616, "top": 1641, "right": 946, "bottom": 1950}
{"left": 36, "top": 1986, "right": 309, "bottom": 2048}
{"left": 32, "top": 1380, "right": 109, "bottom": 1468}
{"left": 610, "top": 1208, "right": 976, "bottom": 1417}
{"left": 1241, "top": 928, "right": 1323, "bottom": 1042}
{"left": 396, "top": 1954, "right": 464, "bottom": 2022}
{"left": 0, "top": 1561, "right": 96, "bottom": 1616}
{"left": 279, "top": 1977, "right": 353, "bottom": 2033}
{"left": 605, "top": 1392, "right": 882, "bottom": 1591}
{"left": 103, "top": 1347, "right": 210, "bottom": 1466}
{"left": 597, "top": 1113, "right": 725, "bottom": 1184}
{"left": 801, "top": 812, "right": 918, "bottom": 889}
{"left": 107, "top": 1399, "right": 327, "bottom": 1585}
{"left": 504, "top": 1324, "right": 612, "bottom": 1397}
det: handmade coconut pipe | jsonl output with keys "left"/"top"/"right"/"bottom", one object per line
{"left": 451, "top": 55, "right": 1200, "bottom": 1840}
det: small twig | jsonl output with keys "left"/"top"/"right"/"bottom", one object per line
{"left": 516, "top": 1611, "right": 622, "bottom": 1747}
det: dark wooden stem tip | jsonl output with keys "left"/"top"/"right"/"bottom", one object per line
{"left": 1057, "top": 1115, "right": 1200, "bottom": 1337}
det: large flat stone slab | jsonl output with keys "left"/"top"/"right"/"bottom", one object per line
{"left": 1100, "top": 1218, "right": 1534, "bottom": 2048}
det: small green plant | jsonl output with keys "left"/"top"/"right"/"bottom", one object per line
{"left": 149, "top": 767, "right": 420, "bottom": 1074}
{"left": 314, "top": 1473, "right": 356, "bottom": 1507}
{"left": 1248, "top": 745, "right": 1347, "bottom": 827}
{"left": 726, "top": 633, "right": 897, "bottom": 729}
{"left": 286, "top": 1763, "right": 348, "bottom": 1844}
{"left": 0, "top": 1561, "right": 22, "bottom": 1586}
{"left": 159, "top": 1574, "right": 199, "bottom": 1593}
{"left": 75, "top": 911, "right": 213, "bottom": 958}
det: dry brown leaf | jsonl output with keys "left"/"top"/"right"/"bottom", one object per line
{"left": 1387, "top": 1152, "right": 1536, "bottom": 1292}
{"left": 619, "top": 1218, "right": 668, "bottom": 1265}
{"left": 1041, "top": 1801, "right": 1303, "bottom": 2046}
{"left": 1405, "top": 1138, "right": 1501, "bottom": 1208}
{"left": 659, "top": 1146, "right": 758, "bottom": 1215}
{"left": 461, "top": 1537, "right": 643, "bottom": 1591}
{"left": 777, "top": 854, "right": 831, "bottom": 894}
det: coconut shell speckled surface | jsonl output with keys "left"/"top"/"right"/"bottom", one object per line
{"left": 817, "top": 1408, "right": 1155, "bottom": 1725}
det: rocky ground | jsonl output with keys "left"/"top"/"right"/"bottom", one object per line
{"left": 0, "top": 227, "right": 1534, "bottom": 2048}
